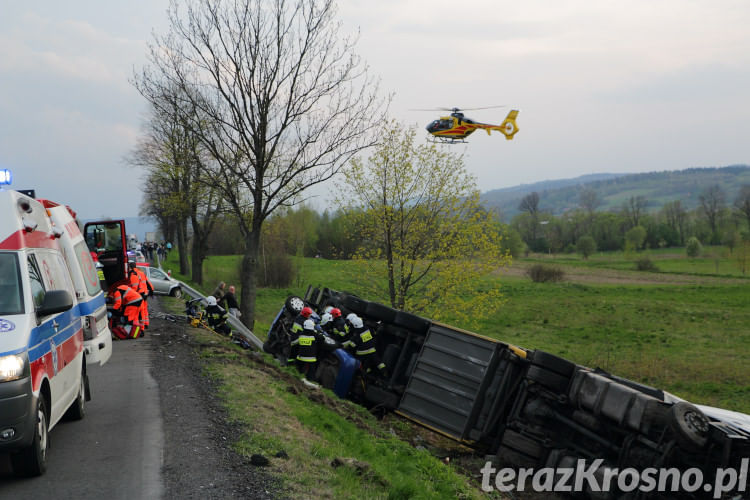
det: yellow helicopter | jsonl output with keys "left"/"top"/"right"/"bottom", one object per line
{"left": 423, "top": 107, "right": 520, "bottom": 143}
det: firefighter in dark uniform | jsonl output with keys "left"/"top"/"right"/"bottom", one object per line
{"left": 319, "top": 312, "right": 334, "bottom": 336}
{"left": 343, "top": 313, "right": 386, "bottom": 376}
{"left": 290, "top": 318, "right": 319, "bottom": 380}
{"left": 288, "top": 306, "right": 313, "bottom": 365}
{"left": 328, "top": 307, "right": 348, "bottom": 343}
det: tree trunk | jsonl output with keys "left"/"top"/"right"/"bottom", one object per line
{"left": 190, "top": 235, "right": 205, "bottom": 285}
{"left": 177, "top": 218, "right": 189, "bottom": 275}
{"left": 239, "top": 228, "right": 260, "bottom": 331}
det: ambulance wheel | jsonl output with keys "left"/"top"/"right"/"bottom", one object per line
{"left": 65, "top": 365, "right": 87, "bottom": 421}
{"left": 11, "top": 396, "right": 49, "bottom": 477}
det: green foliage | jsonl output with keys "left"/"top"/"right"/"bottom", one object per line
{"left": 338, "top": 124, "right": 510, "bottom": 325}
{"left": 635, "top": 256, "right": 659, "bottom": 272}
{"left": 527, "top": 264, "right": 565, "bottom": 282}
{"left": 624, "top": 225, "right": 647, "bottom": 251}
{"left": 686, "top": 236, "right": 703, "bottom": 258}
{"left": 576, "top": 235, "right": 596, "bottom": 259}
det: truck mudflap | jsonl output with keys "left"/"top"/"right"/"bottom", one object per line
{"left": 397, "top": 322, "right": 502, "bottom": 440}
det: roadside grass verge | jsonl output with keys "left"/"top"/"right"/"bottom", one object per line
{"left": 171, "top": 315, "right": 486, "bottom": 500}
{"left": 161, "top": 250, "right": 750, "bottom": 414}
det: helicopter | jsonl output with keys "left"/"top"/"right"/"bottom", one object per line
{"left": 422, "top": 107, "right": 520, "bottom": 144}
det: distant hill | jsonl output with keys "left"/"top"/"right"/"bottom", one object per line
{"left": 481, "top": 165, "right": 750, "bottom": 220}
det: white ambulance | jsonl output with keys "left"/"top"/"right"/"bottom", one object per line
{"left": 0, "top": 186, "right": 120, "bottom": 476}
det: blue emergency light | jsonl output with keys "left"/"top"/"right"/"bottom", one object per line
{"left": 0, "top": 169, "right": 11, "bottom": 185}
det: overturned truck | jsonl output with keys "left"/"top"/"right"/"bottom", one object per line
{"left": 265, "top": 286, "right": 750, "bottom": 498}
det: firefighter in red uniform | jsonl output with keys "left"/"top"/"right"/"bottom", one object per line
{"left": 128, "top": 261, "right": 154, "bottom": 330}
{"left": 111, "top": 283, "right": 144, "bottom": 339}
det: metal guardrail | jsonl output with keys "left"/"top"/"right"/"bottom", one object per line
{"left": 175, "top": 280, "right": 264, "bottom": 350}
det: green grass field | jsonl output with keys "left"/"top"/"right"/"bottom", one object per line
{"left": 164, "top": 248, "right": 750, "bottom": 414}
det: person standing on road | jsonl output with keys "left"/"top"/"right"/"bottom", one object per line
{"left": 128, "top": 261, "right": 154, "bottom": 331}
{"left": 224, "top": 285, "right": 240, "bottom": 318}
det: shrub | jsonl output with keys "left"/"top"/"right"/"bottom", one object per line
{"left": 635, "top": 256, "right": 659, "bottom": 272}
{"left": 256, "top": 238, "right": 297, "bottom": 288}
{"left": 527, "top": 264, "right": 565, "bottom": 283}
{"left": 576, "top": 236, "right": 597, "bottom": 259}
{"left": 686, "top": 236, "right": 703, "bottom": 258}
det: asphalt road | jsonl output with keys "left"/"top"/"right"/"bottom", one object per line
{"left": 0, "top": 339, "right": 164, "bottom": 499}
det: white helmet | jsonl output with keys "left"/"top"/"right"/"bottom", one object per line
{"left": 320, "top": 312, "right": 332, "bottom": 326}
{"left": 303, "top": 319, "right": 316, "bottom": 330}
{"left": 206, "top": 296, "right": 217, "bottom": 306}
{"left": 324, "top": 305, "right": 334, "bottom": 314}
{"left": 350, "top": 316, "right": 364, "bottom": 329}
{"left": 346, "top": 313, "right": 358, "bottom": 323}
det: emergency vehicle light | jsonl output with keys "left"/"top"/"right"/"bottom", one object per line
{"left": 0, "top": 169, "right": 11, "bottom": 185}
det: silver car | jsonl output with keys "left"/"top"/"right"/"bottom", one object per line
{"left": 137, "top": 265, "right": 182, "bottom": 297}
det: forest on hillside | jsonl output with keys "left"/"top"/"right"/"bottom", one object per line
{"left": 481, "top": 165, "right": 750, "bottom": 220}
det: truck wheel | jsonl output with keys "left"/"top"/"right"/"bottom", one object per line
{"left": 669, "top": 402, "right": 709, "bottom": 451}
{"left": 285, "top": 296, "right": 305, "bottom": 315}
{"left": 64, "top": 365, "right": 87, "bottom": 421}
{"left": 393, "top": 311, "right": 430, "bottom": 335}
{"left": 365, "top": 301, "right": 398, "bottom": 324}
{"left": 170, "top": 288, "right": 182, "bottom": 299}
{"left": 11, "top": 396, "right": 49, "bottom": 477}
{"left": 526, "top": 365, "right": 570, "bottom": 393}
{"left": 530, "top": 350, "right": 576, "bottom": 378}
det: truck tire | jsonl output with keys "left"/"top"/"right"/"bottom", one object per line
{"left": 285, "top": 296, "right": 305, "bottom": 315}
{"left": 365, "top": 301, "right": 398, "bottom": 324}
{"left": 530, "top": 350, "right": 576, "bottom": 378}
{"left": 393, "top": 311, "right": 430, "bottom": 336}
{"left": 526, "top": 365, "right": 570, "bottom": 393}
{"left": 343, "top": 295, "right": 369, "bottom": 315}
{"left": 669, "top": 402, "right": 709, "bottom": 451}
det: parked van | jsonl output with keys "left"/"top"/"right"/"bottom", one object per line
{"left": 0, "top": 188, "right": 119, "bottom": 476}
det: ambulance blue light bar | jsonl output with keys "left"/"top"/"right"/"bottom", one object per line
{"left": 0, "top": 169, "right": 11, "bottom": 185}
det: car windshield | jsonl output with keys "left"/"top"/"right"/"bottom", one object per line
{"left": 0, "top": 252, "right": 24, "bottom": 315}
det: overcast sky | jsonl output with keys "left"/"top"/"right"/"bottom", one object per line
{"left": 1, "top": 1, "right": 749, "bottom": 220}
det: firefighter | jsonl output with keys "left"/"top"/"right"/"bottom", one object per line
{"left": 204, "top": 296, "right": 231, "bottom": 335}
{"left": 111, "top": 283, "right": 143, "bottom": 339}
{"left": 319, "top": 312, "right": 334, "bottom": 336}
{"left": 343, "top": 314, "right": 387, "bottom": 376}
{"left": 128, "top": 261, "right": 153, "bottom": 330}
{"left": 290, "top": 318, "right": 319, "bottom": 381}
{"left": 328, "top": 307, "right": 348, "bottom": 342}
{"left": 288, "top": 306, "right": 314, "bottom": 365}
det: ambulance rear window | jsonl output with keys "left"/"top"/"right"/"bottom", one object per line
{"left": 0, "top": 253, "right": 24, "bottom": 315}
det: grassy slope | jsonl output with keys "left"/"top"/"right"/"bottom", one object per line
{"left": 164, "top": 249, "right": 750, "bottom": 414}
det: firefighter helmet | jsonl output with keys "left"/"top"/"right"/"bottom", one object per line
{"left": 300, "top": 306, "right": 313, "bottom": 318}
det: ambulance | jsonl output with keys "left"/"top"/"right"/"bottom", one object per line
{"left": 0, "top": 180, "right": 121, "bottom": 477}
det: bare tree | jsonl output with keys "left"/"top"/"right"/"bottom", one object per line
{"left": 518, "top": 191, "right": 540, "bottom": 216}
{"left": 622, "top": 195, "right": 647, "bottom": 228}
{"left": 699, "top": 184, "right": 726, "bottom": 238}
{"left": 662, "top": 200, "right": 687, "bottom": 245}
{"left": 578, "top": 188, "right": 601, "bottom": 215}
{"left": 735, "top": 184, "right": 750, "bottom": 231}
{"left": 134, "top": 0, "right": 384, "bottom": 328}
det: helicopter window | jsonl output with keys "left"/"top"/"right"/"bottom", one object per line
{"left": 440, "top": 119, "right": 452, "bottom": 128}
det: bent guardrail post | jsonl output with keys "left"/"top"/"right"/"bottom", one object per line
{"left": 174, "top": 280, "right": 264, "bottom": 350}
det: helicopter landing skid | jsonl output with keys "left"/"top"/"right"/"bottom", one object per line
{"left": 429, "top": 137, "right": 468, "bottom": 144}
